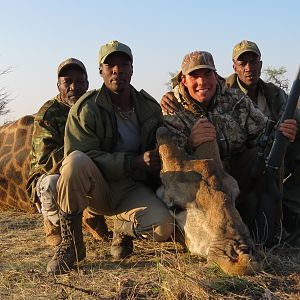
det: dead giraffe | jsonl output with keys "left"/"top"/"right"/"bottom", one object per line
{"left": 0, "top": 115, "right": 37, "bottom": 212}
{"left": 157, "top": 127, "right": 261, "bottom": 275}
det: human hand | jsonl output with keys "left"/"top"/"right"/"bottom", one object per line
{"left": 278, "top": 119, "right": 297, "bottom": 142}
{"left": 131, "top": 149, "right": 161, "bottom": 172}
{"left": 160, "top": 92, "right": 180, "bottom": 114}
{"left": 188, "top": 118, "right": 216, "bottom": 149}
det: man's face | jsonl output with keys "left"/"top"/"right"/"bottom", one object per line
{"left": 233, "top": 52, "right": 262, "bottom": 88}
{"left": 182, "top": 68, "right": 217, "bottom": 105}
{"left": 57, "top": 67, "right": 89, "bottom": 106}
{"left": 100, "top": 52, "right": 133, "bottom": 94}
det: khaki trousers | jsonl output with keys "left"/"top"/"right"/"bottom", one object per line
{"left": 57, "top": 151, "right": 174, "bottom": 241}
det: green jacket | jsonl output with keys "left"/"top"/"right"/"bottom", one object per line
{"left": 26, "top": 96, "right": 70, "bottom": 203}
{"left": 65, "top": 84, "right": 163, "bottom": 182}
{"left": 226, "top": 73, "right": 300, "bottom": 125}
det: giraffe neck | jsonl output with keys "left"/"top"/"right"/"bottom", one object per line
{"left": 0, "top": 115, "right": 37, "bottom": 212}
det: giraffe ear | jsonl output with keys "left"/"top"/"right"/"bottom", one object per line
{"left": 157, "top": 127, "right": 184, "bottom": 172}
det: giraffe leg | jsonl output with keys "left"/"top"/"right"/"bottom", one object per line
{"left": 82, "top": 209, "right": 111, "bottom": 241}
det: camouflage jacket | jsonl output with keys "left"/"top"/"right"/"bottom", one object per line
{"left": 164, "top": 81, "right": 268, "bottom": 160}
{"left": 65, "top": 84, "right": 162, "bottom": 183}
{"left": 26, "top": 95, "right": 70, "bottom": 203}
{"left": 226, "top": 73, "right": 300, "bottom": 138}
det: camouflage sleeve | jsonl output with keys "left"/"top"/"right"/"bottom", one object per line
{"left": 31, "top": 112, "right": 64, "bottom": 175}
{"left": 163, "top": 110, "right": 197, "bottom": 152}
{"left": 162, "top": 87, "right": 199, "bottom": 152}
{"left": 243, "top": 96, "right": 268, "bottom": 145}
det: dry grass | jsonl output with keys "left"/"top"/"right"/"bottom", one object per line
{"left": 0, "top": 210, "right": 299, "bottom": 300}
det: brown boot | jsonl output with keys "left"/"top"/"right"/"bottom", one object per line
{"left": 82, "top": 209, "right": 110, "bottom": 241}
{"left": 47, "top": 211, "right": 86, "bottom": 275}
{"left": 44, "top": 218, "right": 62, "bottom": 247}
{"left": 111, "top": 219, "right": 135, "bottom": 259}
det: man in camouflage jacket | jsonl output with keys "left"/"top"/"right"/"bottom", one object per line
{"left": 26, "top": 58, "right": 109, "bottom": 246}
{"left": 226, "top": 40, "right": 300, "bottom": 241}
{"left": 163, "top": 50, "right": 297, "bottom": 244}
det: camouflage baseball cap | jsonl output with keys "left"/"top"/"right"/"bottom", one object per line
{"left": 181, "top": 51, "right": 216, "bottom": 75}
{"left": 99, "top": 40, "right": 133, "bottom": 64}
{"left": 57, "top": 58, "right": 87, "bottom": 77}
{"left": 232, "top": 40, "right": 261, "bottom": 60}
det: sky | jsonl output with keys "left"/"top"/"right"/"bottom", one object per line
{"left": 0, "top": 0, "right": 299, "bottom": 123}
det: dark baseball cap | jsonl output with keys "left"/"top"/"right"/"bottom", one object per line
{"left": 57, "top": 58, "right": 87, "bottom": 77}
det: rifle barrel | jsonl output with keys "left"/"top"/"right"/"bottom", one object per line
{"left": 267, "top": 65, "right": 300, "bottom": 169}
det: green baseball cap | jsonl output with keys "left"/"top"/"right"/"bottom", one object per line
{"left": 99, "top": 40, "right": 133, "bottom": 64}
{"left": 232, "top": 40, "right": 261, "bottom": 60}
{"left": 181, "top": 51, "right": 216, "bottom": 75}
{"left": 57, "top": 58, "right": 87, "bottom": 77}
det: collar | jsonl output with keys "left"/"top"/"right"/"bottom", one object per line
{"left": 236, "top": 76, "right": 266, "bottom": 97}
{"left": 55, "top": 94, "right": 72, "bottom": 108}
{"left": 236, "top": 76, "right": 249, "bottom": 95}
{"left": 94, "top": 84, "right": 156, "bottom": 122}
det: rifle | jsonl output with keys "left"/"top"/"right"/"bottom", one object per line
{"left": 254, "top": 66, "right": 300, "bottom": 247}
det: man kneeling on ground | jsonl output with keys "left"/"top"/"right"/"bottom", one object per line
{"left": 47, "top": 41, "right": 174, "bottom": 275}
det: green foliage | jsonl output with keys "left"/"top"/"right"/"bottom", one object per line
{"left": 263, "top": 66, "right": 289, "bottom": 92}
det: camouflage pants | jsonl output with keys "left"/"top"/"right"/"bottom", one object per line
{"left": 36, "top": 174, "right": 60, "bottom": 226}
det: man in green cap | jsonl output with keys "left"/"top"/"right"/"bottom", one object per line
{"left": 26, "top": 58, "right": 109, "bottom": 247}
{"left": 47, "top": 41, "right": 174, "bottom": 275}
{"left": 160, "top": 49, "right": 297, "bottom": 246}
{"left": 226, "top": 40, "right": 300, "bottom": 242}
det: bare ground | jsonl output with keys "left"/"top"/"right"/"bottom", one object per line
{"left": 0, "top": 210, "right": 299, "bottom": 300}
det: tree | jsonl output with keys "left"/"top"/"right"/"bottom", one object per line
{"left": 0, "top": 67, "right": 12, "bottom": 117}
{"left": 263, "top": 66, "right": 289, "bottom": 92}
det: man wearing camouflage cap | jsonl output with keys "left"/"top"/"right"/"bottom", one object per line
{"left": 162, "top": 50, "right": 297, "bottom": 244}
{"left": 47, "top": 41, "right": 174, "bottom": 275}
{"left": 27, "top": 58, "right": 109, "bottom": 247}
{"left": 226, "top": 40, "right": 300, "bottom": 244}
